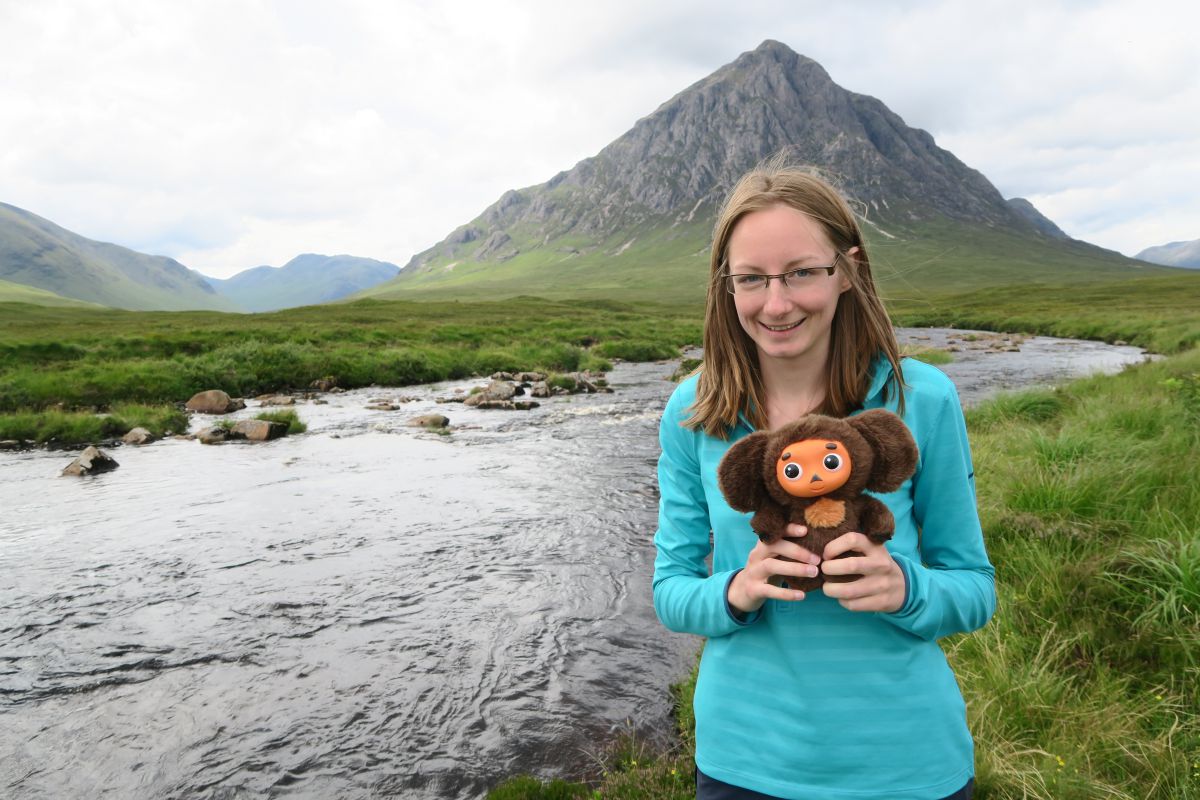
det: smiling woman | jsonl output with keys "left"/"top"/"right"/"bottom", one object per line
{"left": 653, "top": 162, "right": 994, "bottom": 800}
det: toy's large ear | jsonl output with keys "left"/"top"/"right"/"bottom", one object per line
{"left": 849, "top": 409, "right": 919, "bottom": 493}
{"left": 717, "top": 431, "right": 772, "bottom": 512}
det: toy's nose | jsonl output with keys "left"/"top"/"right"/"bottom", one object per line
{"left": 810, "top": 474, "right": 822, "bottom": 483}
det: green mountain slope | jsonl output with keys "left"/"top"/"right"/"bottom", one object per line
{"left": 0, "top": 202, "right": 238, "bottom": 311}
{"left": 0, "top": 277, "right": 101, "bottom": 307}
{"left": 359, "top": 40, "right": 1174, "bottom": 305}
{"left": 205, "top": 254, "right": 400, "bottom": 312}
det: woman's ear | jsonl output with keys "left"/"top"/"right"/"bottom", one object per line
{"left": 848, "top": 409, "right": 918, "bottom": 493}
{"left": 718, "top": 431, "right": 772, "bottom": 512}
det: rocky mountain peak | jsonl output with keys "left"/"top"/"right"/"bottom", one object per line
{"left": 405, "top": 40, "right": 1040, "bottom": 273}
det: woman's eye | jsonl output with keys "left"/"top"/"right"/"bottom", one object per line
{"left": 787, "top": 268, "right": 813, "bottom": 280}
{"left": 736, "top": 275, "right": 764, "bottom": 287}
{"left": 823, "top": 454, "right": 842, "bottom": 470}
{"left": 783, "top": 463, "right": 800, "bottom": 479}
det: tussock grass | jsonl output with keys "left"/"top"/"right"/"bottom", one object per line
{"left": 254, "top": 409, "right": 306, "bottom": 435}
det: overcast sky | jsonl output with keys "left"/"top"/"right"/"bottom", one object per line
{"left": 2, "top": 0, "right": 1196, "bottom": 278}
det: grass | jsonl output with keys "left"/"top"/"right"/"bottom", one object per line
{"left": 255, "top": 409, "right": 306, "bottom": 435}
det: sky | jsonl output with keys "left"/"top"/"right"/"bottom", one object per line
{"left": 1, "top": 0, "right": 1197, "bottom": 279}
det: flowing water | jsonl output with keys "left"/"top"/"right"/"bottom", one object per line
{"left": 0, "top": 330, "right": 1150, "bottom": 799}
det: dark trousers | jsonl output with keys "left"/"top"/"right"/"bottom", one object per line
{"left": 696, "top": 768, "right": 974, "bottom": 800}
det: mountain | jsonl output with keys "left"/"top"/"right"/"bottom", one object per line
{"left": 361, "top": 40, "right": 1165, "bottom": 304}
{"left": 0, "top": 202, "right": 238, "bottom": 311}
{"left": 205, "top": 254, "right": 400, "bottom": 312}
{"left": 1136, "top": 239, "right": 1200, "bottom": 269}
{"left": 1006, "top": 198, "right": 1069, "bottom": 240}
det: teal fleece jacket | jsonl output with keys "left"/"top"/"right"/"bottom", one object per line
{"left": 652, "top": 357, "right": 996, "bottom": 800}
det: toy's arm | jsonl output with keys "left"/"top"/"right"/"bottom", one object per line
{"left": 749, "top": 502, "right": 789, "bottom": 543}
{"left": 857, "top": 495, "right": 896, "bottom": 543}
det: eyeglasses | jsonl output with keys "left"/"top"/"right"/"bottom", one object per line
{"left": 724, "top": 252, "right": 843, "bottom": 295}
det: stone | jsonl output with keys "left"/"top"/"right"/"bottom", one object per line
{"left": 61, "top": 446, "right": 119, "bottom": 476}
{"left": 310, "top": 378, "right": 337, "bottom": 392}
{"left": 185, "top": 390, "right": 245, "bottom": 414}
{"left": 530, "top": 381, "right": 551, "bottom": 398}
{"left": 515, "top": 372, "right": 545, "bottom": 383}
{"left": 122, "top": 427, "right": 155, "bottom": 445}
{"left": 232, "top": 419, "right": 288, "bottom": 441}
{"left": 256, "top": 395, "right": 296, "bottom": 406}
{"left": 464, "top": 380, "right": 517, "bottom": 407}
{"left": 407, "top": 414, "right": 450, "bottom": 429}
{"left": 197, "top": 426, "right": 245, "bottom": 445}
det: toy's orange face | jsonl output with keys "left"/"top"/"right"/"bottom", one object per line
{"left": 776, "top": 439, "right": 852, "bottom": 498}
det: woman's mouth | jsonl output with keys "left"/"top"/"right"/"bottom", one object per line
{"left": 762, "top": 319, "right": 804, "bottom": 333}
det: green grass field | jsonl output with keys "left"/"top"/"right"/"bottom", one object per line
{"left": 2, "top": 268, "right": 1198, "bottom": 799}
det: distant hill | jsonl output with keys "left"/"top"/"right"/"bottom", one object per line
{"left": 205, "top": 254, "right": 400, "bottom": 312}
{"left": 0, "top": 277, "right": 101, "bottom": 307}
{"left": 360, "top": 40, "right": 1166, "bottom": 305}
{"left": 1136, "top": 238, "right": 1200, "bottom": 269}
{"left": 0, "top": 202, "right": 238, "bottom": 311}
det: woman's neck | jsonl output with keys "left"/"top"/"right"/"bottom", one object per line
{"left": 758, "top": 349, "right": 830, "bottom": 430}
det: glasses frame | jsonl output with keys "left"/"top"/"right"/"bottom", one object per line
{"left": 723, "top": 252, "right": 843, "bottom": 295}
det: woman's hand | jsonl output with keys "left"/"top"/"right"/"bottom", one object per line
{"left": 727, "top": 524, "right": 821, "bottom": 615}
{"left": 819, "top": 532, "right": 907, "bottom": 613}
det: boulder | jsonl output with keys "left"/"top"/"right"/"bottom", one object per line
{"left": 530, "top": 381, "right": 551, "bottom": 398}
{"left": 464, "top": 380, "right": 517, "bottom": 407}
{"left": 470, "top": 400, "right": 540, "bottom": 410}
{"left": 490, "top": 371, "right": 516, "bottom": 382}
{"left": 310, "top": 378, "right": 337, "bottom": 392}
{"left": 515, "top": 371, "right": 545, "bottom": 383}
{"left": 61, "top": 446, "right": 119, "bottom": 476}
{"left": 407, "top": 414, "right": 450, "bottom": 429}
{"left": 256, "top": 394, "right": 296, "bottom": 406}
{"left": 122, "top": 427, "right": 155, "bottom": 445}
{"left": 232, "top": 419, "right": 288, "bottom": 441}
{"left": 197, "top": 426, "right": 245, "bottom": 445}
{"left": 186, "top": 390, "right": 245, "bottom": 414}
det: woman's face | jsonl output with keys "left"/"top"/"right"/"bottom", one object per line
{"left": 725, "top": 204, "right": 852, "bottom": 368}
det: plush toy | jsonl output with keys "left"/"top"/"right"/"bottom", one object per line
{"left": 717, "top": 409, "right": 918, "bottom": 592}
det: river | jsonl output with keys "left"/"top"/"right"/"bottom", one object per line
{"left": 0, "top": 329, "right": 1150, "bottom": 799}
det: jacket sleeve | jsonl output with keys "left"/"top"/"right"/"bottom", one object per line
{"left": 652, "top": 387, "right": 758, "bottom": 638}
{"left": 880, "top": 387, "right": 996, "bottom": 641}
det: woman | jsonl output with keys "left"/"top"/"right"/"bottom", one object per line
{"left": 652, "top": 164, "right": 995, "bottom": 800}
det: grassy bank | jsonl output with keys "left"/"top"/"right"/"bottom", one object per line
{"left": 493, "top": 347, "right": 1199, "bottom": 799}
{"left": 0, "top": 297, "right": 701, "bottom": 443}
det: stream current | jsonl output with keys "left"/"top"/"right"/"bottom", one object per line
{"left": 0, "top": 330, "right": 1149, "bottom": 799}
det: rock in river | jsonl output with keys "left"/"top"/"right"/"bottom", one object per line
{"left": 186, "top": 390, "right": 246, "bottom": 414}
{"left": 61, "top": 446, "right": 119, "bottom": 476}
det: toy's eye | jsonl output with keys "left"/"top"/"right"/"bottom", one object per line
{"left": 823, "top": 454, "right": 843, "bottom": 471}
{"left": 783, "top": 463, "right": 801, "bottom": 480}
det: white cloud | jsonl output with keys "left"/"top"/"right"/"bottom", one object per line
{"left": 0, "top": 0, "right": 1196, "bottom": 276}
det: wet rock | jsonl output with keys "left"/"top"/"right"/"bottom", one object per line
{"left": 197, "top": 426, "right": 244, "bottom": 445}
{"left": 310, "top": 378, "right": 337, "bottom": 392}
{"left": 61, "top": 446, "right": 119, "bottom": 476}
{"left": 232, "top": 419, "right": 288, "bottom": 441}
{"left": 470, "top": 400, "right": 540, "bottom": 411}
{"left": 407, "top": 414, "right": 450, "bottom": 429}
{"left": 530, "top": 381, "right": 551, "bottom": 398}
{"left": 256, "top": 394, "right": 296, "bottom": 406}
{"left": 490, "top": 371, "right": 516, "bottom": 382}
{"left": 0, "top": 440, "right": 25, "bottom": 450}
{"left": 186, "top": 390, "right": 245, "bottom": 414}
{"left": 515, "top": 372, "right": 545, "bottom": 383}
{"left": 122, "top": 427, "right": 155, "bottom": 445}
{"left": 464, "top": 380, "right": 518, "bottom": 407}
{"left": 366, "top": 402, "right": 400, "bottom": 411}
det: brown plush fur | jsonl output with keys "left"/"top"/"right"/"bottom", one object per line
{"left": 717, "top": 409, "right": 918, "bottom": 592}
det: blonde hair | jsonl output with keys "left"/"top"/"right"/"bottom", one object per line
{"left": 687, "top": 162, "right": 904, "bottom": 437}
